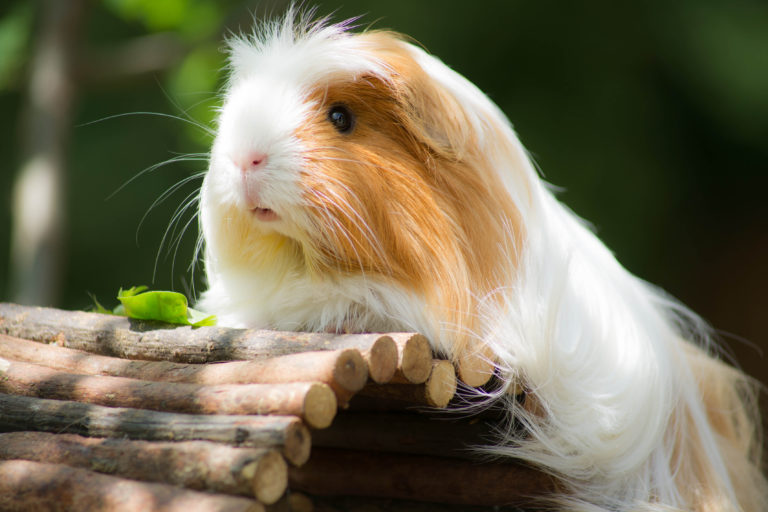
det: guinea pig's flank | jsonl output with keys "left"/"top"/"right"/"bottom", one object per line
{"left": 196, "top": 13, "right": 767, "bottom": 512}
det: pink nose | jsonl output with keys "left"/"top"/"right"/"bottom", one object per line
{"left": 237, "top": 151, "right": 268, "bottom": 172}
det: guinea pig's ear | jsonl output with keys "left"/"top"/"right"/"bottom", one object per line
{"left": 372, "top": 36, "right": 478, "bottom": 162}
{"left": 399, "top": 72, "right": 475, "bottom": 161}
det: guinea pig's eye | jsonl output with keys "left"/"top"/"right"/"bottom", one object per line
{"left": 327, "top": 104, "right": 355, "bottom": 134}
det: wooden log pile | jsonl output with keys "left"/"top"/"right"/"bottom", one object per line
{"left": 0, "top": 303, "right": 552, "bottom": 512}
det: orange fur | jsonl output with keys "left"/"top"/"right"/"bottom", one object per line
{"left": 677, "top": 342, "right": 768, "bottom": 511}
{"left": 201, "top": 23, "right": 767, "bottom": 510}
{"left": 293, "top": 32, "right": 523, "bottom": 358}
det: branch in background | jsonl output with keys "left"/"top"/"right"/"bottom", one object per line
{"left": 9, "top": 0, "right": 85, "bottom": 306}
{"left": 77, "top": 32, "right": 188, "bottom": 86}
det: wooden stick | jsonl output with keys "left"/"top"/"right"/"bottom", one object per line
{"left": 0, "top": 334, "right": 368, "bottom": 396}
{"left": 285, "top": 494, "right": 314, "bottom": 512}
{"left": 311, "top": 412, "right": 498, "bottom": 459}
{"left": 289, "top": 448, "right": 554, "bottom": 507}
{"left": 456, "top": 343, "right": 496, "bottom": 388}
{"left": 0, "top": 459, "right": 264, "bottom": 512}
{"left": 389, "top": 333, "right": 433, "bottom": 384}
{"left": 0, "top": 432, "right": 287, "bottom": 504}
{"left": 267, "top": 493, "right": 314, "bottom": 512}
{"left": 361, "top": 334, "right": 398, "bottom": 384}
{"left": 0, "top": 393, "right": 310, "bottom": 466}
{"left": 309, "top": 495, "right": 505, "bottom": 511}
{"left": 423, "top": 360, "right": 457, "bottom": 408}
{"left": 0, "top": 303, "right": 398, "bottom": 382}
{"left": 0, "top": 357, "right": 337, "bottom": 429}
{"left": 359, "top": 360, "right": 457, "bottom": 408}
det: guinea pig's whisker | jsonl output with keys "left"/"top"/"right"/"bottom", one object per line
{"left": 78, "top": 112, "right": 215, "bottom": 136}
{"left": 314, "top": 194, "right": 384, "bottom": 279}
{"left": 311, "top": 185, "right": 389, "bottom": 269}
{"left": 137, "top": 170, "right": 206, "bottom": 243}
{"left": 308, "top": 190, "right": 371, "bottom": 275}
{"left": 313, "top": 202, "right": 362, "bottom": 275}
{"left": 167, "top": 198, "right": 201, "bottom": 285}
{"left": 154, "top": 189, "right": 201, "bottom": 283}
{"left": 159, "top": 193, "right": 198, "bottom": 255}
{"left": 167, "top": 191, "right": 202, "bottom": 254}
{"left": 187, "top": 219, "right": 206, "bottom": 299}
{"left": 147, "top": 171, "right": 205, "bottom": 284}
{"left": 107, "top": 154, "right": 207, "bottom": 201}
{"left": 311, "top": 154, "right": 427, "bottom": 190}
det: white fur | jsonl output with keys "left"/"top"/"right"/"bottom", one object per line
{"left": 197, "top": 13, "right": 764, "bottom": 511}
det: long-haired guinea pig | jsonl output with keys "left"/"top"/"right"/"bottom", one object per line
{"left": 196, "top": 12, "right": 767, "bottom": 512}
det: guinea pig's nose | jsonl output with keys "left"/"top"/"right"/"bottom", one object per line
{"left": 236, "top": 151, "right": 268, "bottom": 173}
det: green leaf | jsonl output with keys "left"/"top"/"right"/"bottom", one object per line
{"left": 89, "top": 293, "right": 114, "bottom": 315}
{"left": 118, "top": 289, "right": 188, "bottom": 323}
{"left": 117, "top": 285, "right": 149, "bottom": 298}
{"left": 99, "top": 286, "right": 218, "bottom": 326}
{"left": 186, "top": 307, "right": 217, "bottom": 327}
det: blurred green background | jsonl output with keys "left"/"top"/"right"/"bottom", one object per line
{"left": 0, "top": 1, "right": 766, "bottom": 394}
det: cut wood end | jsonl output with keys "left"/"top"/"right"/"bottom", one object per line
{"left": 286, "top": 492, "right": 314, "bottom": 512}
{"left": 425, "top": 360, "right": 457, "bottom": 408}
{"left": 332, "top": 349, "right": 368, "bottom": 393}
{"left": 457, "top": 344, "right": 496, "bottom": 388}
{"left": 283, "top": 421, "right": 312, "bottom": 467}
{"left": 247, "top": 450, "right": 288, "bottom": 505}
{"left": 396, "top": 333, "right": 432, "bottom": 384}
{"left": 365, "top": 336, "right": 397, "bottom": 384}
{"left": 302, "top": 383, "right": 337, "bottom": 430}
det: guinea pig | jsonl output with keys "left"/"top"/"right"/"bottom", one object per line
{"left": 196, "top": 12, "right": 767, "bottom": 512}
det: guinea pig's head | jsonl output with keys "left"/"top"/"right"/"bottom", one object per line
{"left": 202, "top": 16, "right": 526, "bottom": 348}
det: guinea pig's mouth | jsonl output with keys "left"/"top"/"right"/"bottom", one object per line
{"left": 251, "top": 207, "right": 279, "bottom": 222}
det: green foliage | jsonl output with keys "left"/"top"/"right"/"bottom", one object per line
{"left": 167, "top": 43, "right": 223, "bottom": 145}
{"left": 102, "top": 0, "right": 222, "bottom": 38}
{"left": 0, "top": 1, "right": 33, "bottom": 91}
{"left": 93, "top": 285, "right": 216, "bottom": 326}
{"left": 664, "top": 2, "right": 768, "bottom": 144}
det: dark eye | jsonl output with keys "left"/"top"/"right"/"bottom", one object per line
{"left": 328, "top": 104, "right": 355, "bottom": 134}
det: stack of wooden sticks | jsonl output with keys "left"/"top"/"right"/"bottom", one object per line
{"left": 0, "top": 303, "right": 552, "bottom": 512}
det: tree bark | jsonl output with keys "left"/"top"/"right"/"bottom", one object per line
{"left": 309, "top": 495, "right": 518, "bottom": 512}
{"left": 0, "top": 356, "right": 337, "bottom": 429}
{"left": 0, "top": 432, "right": 287, "bottom": 504}
{"left": 311, "top": 412, "right": 498, "bottom": 460}
{"left": 0, "top": 393, "right": 310, "bottom": 466}
{"left": 0, "top": 459, "right": 263, "bottom": 512}
{"left": 0, "top": 334, "right": 367, "bottom": 399}
{"left": 289, "top": 448, "right": 554, "bottom": 508}
{"left": 0, "top": 359, "right": 336, "bottom": 428}
{"left": 0, "top": 304, "right": 398, "bottom": 384}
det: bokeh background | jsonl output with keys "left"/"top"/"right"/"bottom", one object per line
{"left": 1, "top": 0, "right": 766, "bottom": 417}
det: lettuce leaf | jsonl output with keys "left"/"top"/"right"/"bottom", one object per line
{"left": 92, "top": 286, "right": 216, "bottom": 327}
